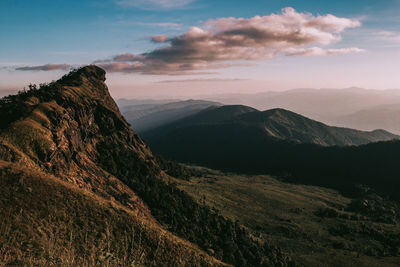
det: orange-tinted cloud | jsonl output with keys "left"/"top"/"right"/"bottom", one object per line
{"left": 285, "top": 47, "right": 365, "bottom": 56}
{"left": 15, "top": 8, "right": 363, "bottom": 75}
{"left": 151, "top": 34, "right": 169, "bottom": 43}
{"left": 98, "top": 8, "right": 362, "bottom": 75}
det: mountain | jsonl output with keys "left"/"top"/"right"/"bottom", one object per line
{"left": 0, "top": 66, "right": 291, "bottom": 266}
{"left": 116, "top": 98, "right": 178, "bottom": 107}
{"left": 142, "top": 105, "right": 400, "bottom": 200}
{"left": 205, "top": 88, "right": 400, "bottom": 133}
{"left": 332, "top": 104, "right": 400, "bottom": 134}
{"left": 120, "top": 99, "right": 221, "bottom": 133}
{"left": 143, "top": 105, "right": 399, "bottom": 147}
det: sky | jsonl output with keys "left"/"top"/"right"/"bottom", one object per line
{"left": 1, "top": 0, "right": 400, "bottom": 98}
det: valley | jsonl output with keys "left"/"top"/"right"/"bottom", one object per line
{"left": 172, "top": 167, "right": 400, "bottom": 266}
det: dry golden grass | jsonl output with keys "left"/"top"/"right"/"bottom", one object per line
{"left": 0, "top": 164, "right": 227, "bottom": 267}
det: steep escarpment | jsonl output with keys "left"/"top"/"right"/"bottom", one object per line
{"left": 0, "top": 66, "right": 292, "bottom": 266}
{"left": 0, "top": 66, "right": 156, "bottom": 217}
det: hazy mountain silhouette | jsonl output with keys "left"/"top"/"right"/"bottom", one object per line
{"left": 333, "top": 103, "right": 400, "bottom": 134}
{"left": 204, "top": 88, "right": 400, "bottom": 134}
{"left": 121, "top": 99, "right": 221, "bottom": 133}
{"left": 143, "top": 105, "right": 399, "bottom": 147}
{"left": 116, "top": 98, "right": 178, "bottom": 107}
{"left": 143, "top": 105, "right": 400, "bottom": 200}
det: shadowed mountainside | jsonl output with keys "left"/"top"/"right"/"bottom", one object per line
{"left": 143, "top": 105, "right": 399, "bottom": 147}
{"left": 142, "top": 105, "right": 400, "bottom": 200}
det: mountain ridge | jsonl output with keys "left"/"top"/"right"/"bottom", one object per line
{"left": 142, "top": 104, "right": 400, "bottom": 200}
{"left": 203, "top": 88, "right": 400, "bottom": 134}
{"left": 144, "top": 105, "right": 399, "bottom": 147}
{"left": 121, "top": 99, "right": 222, "bottom": 133}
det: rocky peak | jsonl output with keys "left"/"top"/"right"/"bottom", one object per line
{"left": 73, "top": 65, "right": 106, "bottom": 82}
{"left": 0, "top": 65, "right": 159, "bottom": 218}
{"left": 57, "top": 65, "right": 119, "bottom": 113}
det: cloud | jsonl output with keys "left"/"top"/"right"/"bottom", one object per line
{"left": 14, "top": 8, "right": 362, "bottom": 75}
{"left": 137, "top": 22, "right": 182, "bottom": 29}
{"left": 15, "top": 64, "right": 71, "bottom": 71}
{"left": 157, "top": 78, "right": 248, "bottom": 83}
{"left": 377, "top": 31, "right": 400, "bottom": 43}
{"left": 97, "top": 7, "right": 363, "bottom": 75}
{"left": 305, "top": 14, "right": 361, "bottom": 32}
{"left": 116, "top": 0, "right": 194, "bottom": 10}
{"left": 285, "top": 47, "right": 366, "bottom": 56}
{"left": 151, "top": 34, "right": 169, "bottom": 43}
{"left": 97, "top": 61, "right": 235, "bottom": 75}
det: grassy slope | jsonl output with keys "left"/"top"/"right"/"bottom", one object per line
{"left": 173, "top": 167, "right": 400, "bottom": 267}
{"left": 0, "top": 162, "right": 226, "bottom": 267}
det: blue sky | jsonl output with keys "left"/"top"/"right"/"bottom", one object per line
{"left": 1, "top": 0, "right": 400, "bottom": 98}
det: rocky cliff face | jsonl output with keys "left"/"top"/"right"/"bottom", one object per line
{"left": 0, "top": 65, "right": 157, "bottom": 218}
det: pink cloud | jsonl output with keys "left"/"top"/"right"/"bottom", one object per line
{"left": 97, "top": 8, "right": 363, "bottom": 75}
{"left": 285, "top": 47, "right": 366, "bottom": 56}
{"left": 151, "top": 34, "right": 169, "bottom": 43}
{"left": 16, "top": 8, "right": 363, "bottom": 75}
{"left": 305, "top": 14, "right": 361, "bottom": 33}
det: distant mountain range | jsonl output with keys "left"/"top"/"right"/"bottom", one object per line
{"left": 116, "top": 98, "right": 179, "bottom": 107}
{"left": 142, "top": 105, "right": 400, "bottom": 200}
{"left": 143, "top": 105, "right": 399, "bottom": 147}
{"left": 203, "top": 88, "right": 400, "bottom": 134}
{"left": 334, "top": 103, "right": 400, "bottom": 134}
{"left": 120, "top": 99, "right": 221, "bottom": 133}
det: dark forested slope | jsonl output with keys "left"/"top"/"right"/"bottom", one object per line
{"left": 143, "top": 106, "right": 400, "bottom": 200}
